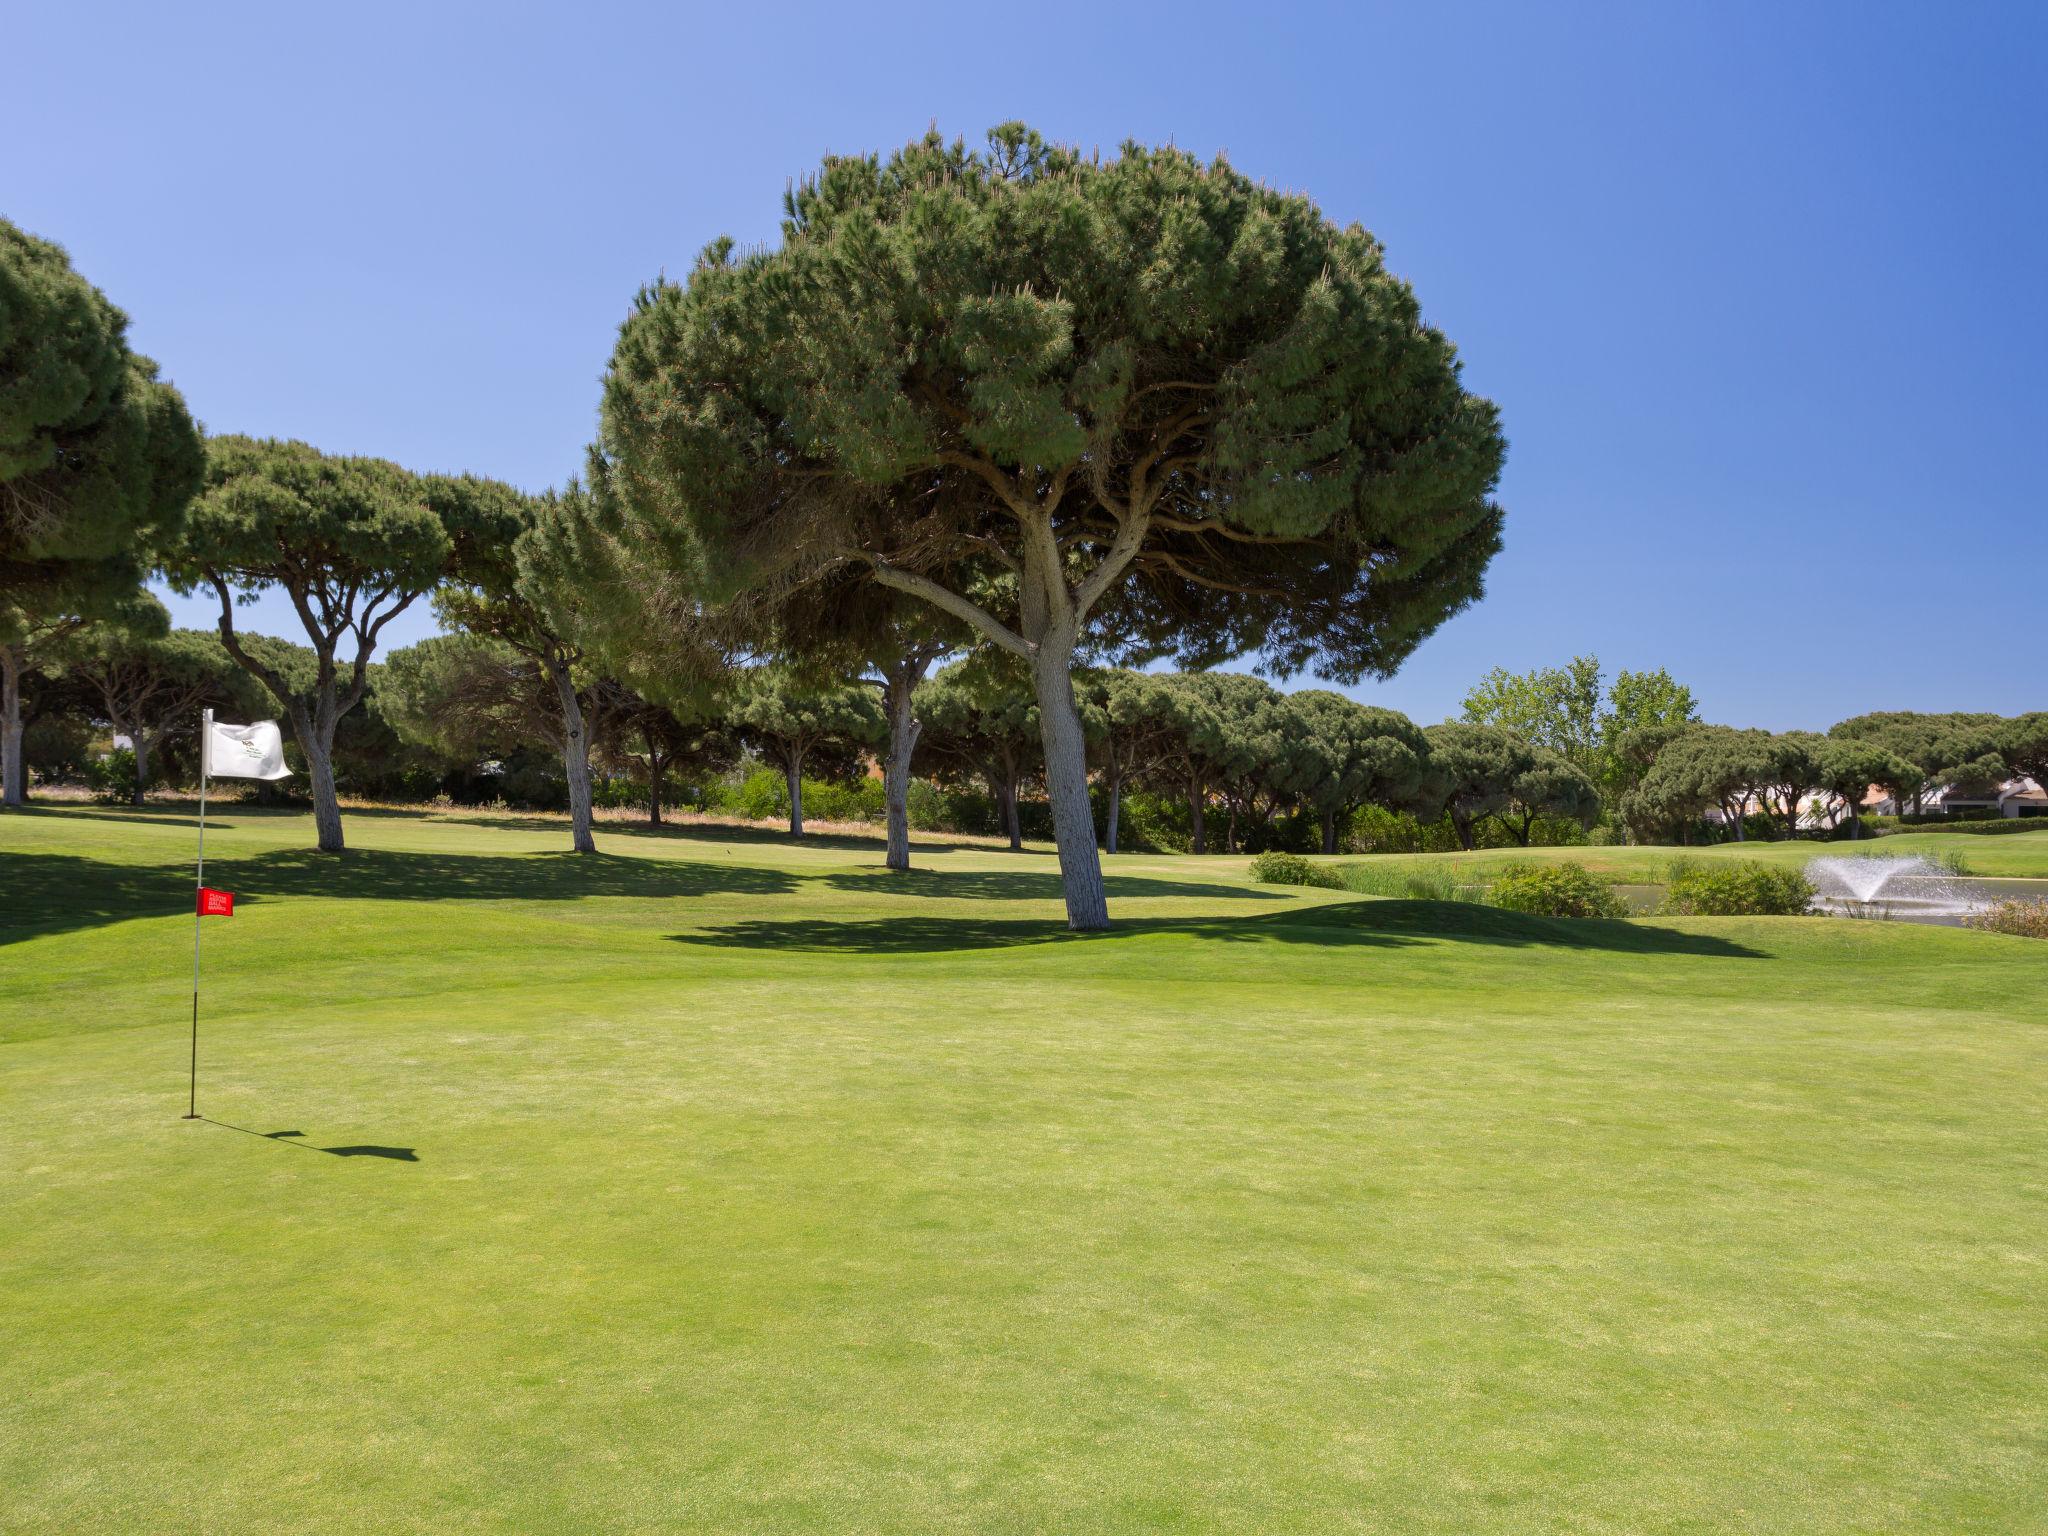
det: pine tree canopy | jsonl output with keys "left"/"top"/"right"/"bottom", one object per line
{"left": 594, "top": 122, "right": 1506, "bottom": 681}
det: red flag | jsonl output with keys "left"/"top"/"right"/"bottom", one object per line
{"left": 197, "top": 887, "right": 234, "bottom": 917}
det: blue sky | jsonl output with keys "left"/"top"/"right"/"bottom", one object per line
{"left": 11, "top": 1, "right": 2043, "bottom": 728}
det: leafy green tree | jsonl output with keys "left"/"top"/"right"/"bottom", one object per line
{"left": 1459, "top": 656, "right": 1604, "bottom": 770}
{"left": 914, "top": 656, "right": 1041, "bottom": 850}
{"left": 1, "top": 220, "right": 202, "bottom": 805}
{"left": 727, "top": 665, "right": 883, "bottom": 837}
{"left": 57, "top": 610, "right": 260, "bottom": 803}
{"left": 1827, "top": 711, "right": 2007, "bottom": 815}
{"left": 1599, "top": 668, "right": 1700, "bottom": 801}
{"left": 594, "top": 125, "right": 1506, "bottom": 928}
{"left": 163, "top": 436, "right": 507, "bottom": 851}
{"left": 1422, "top": 722, "right": 1538, "bottom": 850}
{"left": 1266, "top": 690, "right": 1432, "bottom": 854}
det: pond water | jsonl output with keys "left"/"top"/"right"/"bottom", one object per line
{"left": 1612, "top": 875, "right": 2046, "bottom": 925}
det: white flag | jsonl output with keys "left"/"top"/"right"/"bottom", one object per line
{"left": 205, "top": 719, "right": 291, "bottom": 780}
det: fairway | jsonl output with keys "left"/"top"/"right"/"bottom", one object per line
{"left": 4, "top": 806, "right": 2046, "bottom": 1533}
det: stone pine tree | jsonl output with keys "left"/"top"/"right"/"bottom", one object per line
{"left": 1, "top": 219, "right": 203, "bottom": 805}
{"left": 1265, "top": 690, "right": 1432, "bottom": 854}
{"left": 2001, "top": 714, "right": 2048, "bottom": 802}
{"left": 595, "top": 125, "right": 1506, "bottom": 929}
{"left": 741, "top": 568, "right": 963, "bottom": 872}
{"left": 609, "top": 690, "right": 738, "bottom": 826}
{"left": 1827, "top": 712, "right": 2007, "bottom": 816}
{"left": 164, "top": 436, "right": 507, "bottom": 852}
{"left": 58, "top": 611, "right": 259, "bottom": 804}
{"left": 1421, "top": 723, "right": 1538, "bottom": 850}
{"left": 727, "top": 665, "right": 883, "bottom": 837}
{"left": 914, "top": 655, "right": 1043, "bottom": 851}
{"left": 1811, "top": 736, "right": 1917, "bottom": 839}
{"left": 1075, "top": 669, "right": 1184, "bottom": 854}
{"left": 1500, "top": 746, "right": 1602, "bottom": 846}
{"left": 437, "top": 484, "right": 611, "bottom": 854}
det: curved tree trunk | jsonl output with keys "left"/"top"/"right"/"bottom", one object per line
{"left": 1451, "top": 808, "right": 1477, "bottom": 851}
{"left": 1, "top": 645, "right": 24, "bottom": 808}
{"left": 544, "top": 656, "right": 596, "bottom": 854}
{"left": 1320, "top": 808, "right": 1338, "bottom": 856}
{"left": 785, "top": 749, "right": 805, "bottom": 837}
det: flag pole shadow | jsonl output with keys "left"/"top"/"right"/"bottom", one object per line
{"left": 197, "top": 1118, "right": 419, "bottom": 1162}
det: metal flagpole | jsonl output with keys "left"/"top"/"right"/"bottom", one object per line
{"left": 186, "top": 708, "right": 211, "bottom": 1119}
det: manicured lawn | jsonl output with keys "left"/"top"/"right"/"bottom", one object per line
{"left": 4, "top": 804, "right": 2045, "bottom": 1533}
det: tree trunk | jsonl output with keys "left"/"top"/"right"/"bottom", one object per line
{"left": 1847, "top": 801, "right": 1861, "bottom": 840}
{"left": 132, "top": 730, "right": 152, "bottom": 807}
{"left": 1, "top": 645, "right": 24, "bottom": 808}
{"left": 306, "top": 739, "right": 345, "bottom": 852}
{"left": 1517, "top": 812, "right": 1533, "bottom": 847}
{"left": 1027, "top": 643, "right": 1106, "bottom": 927}
{"left": 1452, "top": 809, "right": 1476, "bottom": 851}
{"left": 990, "top": 771, "right": 1022, "bottom": 852}
{"left": 786, "top": 751, "right": 805, "bottom": 837}
{"left": 1106, "top": 774, "right": 1123, "bottom": 854}
{"left": 545, "top": 656, "right": 596, "bottom": 854}
{"left": 1188, "top": 775, "right": 1207, "bottom": 855}
{"left": 881, "top": 660, "right": 923, "bottom": 872}
{"left": 647, "top": 746, "right": 665, "bottom": 826}
{"left": 1320, "top": 807, "right": 1338, "bottom": 856}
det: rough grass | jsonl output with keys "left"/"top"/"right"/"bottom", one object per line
{"left": 4, "top": 804, "right": 2046, "bottom": 1533}
{"left": 1336, "top": 829, "right": 2048, "bottom": 883}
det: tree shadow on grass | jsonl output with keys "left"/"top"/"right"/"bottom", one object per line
{"left": 820, "top": 866, "right": 1274, "bottom": 903}
{"left": 0, "top": 847, "right": 798, "bottom": 945}
{"left": 671, "top": 898, "right": 1771, "bottom": 959}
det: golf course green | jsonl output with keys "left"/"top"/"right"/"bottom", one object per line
{"left": 4, "top": 804, "right": 2045, "bottom": 1532}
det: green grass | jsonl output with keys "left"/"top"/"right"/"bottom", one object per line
{"left": 4, "top": 804, "right": 2046, "bottom": 1533}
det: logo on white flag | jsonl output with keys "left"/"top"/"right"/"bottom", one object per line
{"left": 205, "top": 719, "right": 292, "bottom": 781}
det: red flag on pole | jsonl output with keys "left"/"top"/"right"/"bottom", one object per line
{"left": 196, "top": 887, "right": 235, "bottom": 917}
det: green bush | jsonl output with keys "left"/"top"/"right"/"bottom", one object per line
{"left": 1871, "top": 816, "right": 2048, "bottom": 837}
{"left": 1487, "top": 861, "right": 1626, "bottom": 918}
{"left": 1965, "top": 898, "right": 2048, "bottom": 939}
{"left": 85, "top": 748, "right": 137, "bottom": 801}
{"left": 1249, "top": 850, "right": 1345, "bottom": 889}
{"left": 1661, "top": 859, "right": 1814, "bottom": 916}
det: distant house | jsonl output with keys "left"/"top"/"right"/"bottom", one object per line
{"left": 1867, "top": 776, "right": 2047, "bottom": 819}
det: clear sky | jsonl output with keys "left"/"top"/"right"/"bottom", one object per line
{"left": 11, "top": 1, "right": 2044, "bottom": 728}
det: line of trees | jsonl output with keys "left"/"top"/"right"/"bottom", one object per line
{"left": 13, "top": 136, "right": 2036, "bottom": 918}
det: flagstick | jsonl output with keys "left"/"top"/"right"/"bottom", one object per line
{"left": 186, "top": 708, "right": 211, "bottom": 1119}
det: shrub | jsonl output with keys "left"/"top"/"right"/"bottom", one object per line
{"left": 1662, "top": 860, "right": 1814, "bottom": 916}
{"left": 1965, "top": 898, "right": 2048, "bottom": 939}
{"left": 1487, "top": 861, "right": 1626, "bottom": 918}
{"left": 86, "top": 748, "right": 137, "bottom": 801}
{"left": 1873, "top": 817, "right": 2048, "bottom": 837}
{"left": 1249, "top": 850, "right": 1345, "bottom": 889}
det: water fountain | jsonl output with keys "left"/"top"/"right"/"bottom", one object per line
{"left": 1805, "top": 854, "right": 1990, "bottom": 924}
